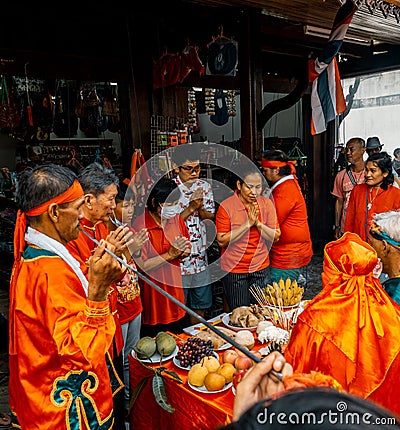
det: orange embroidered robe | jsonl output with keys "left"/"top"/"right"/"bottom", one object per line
{"left": 9, "top": 246, "right": 117, "bottom": 429}
{"left": 285, "top": 232, "right": 400, "bottom": 415}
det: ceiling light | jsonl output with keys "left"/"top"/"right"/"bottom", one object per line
{"left": 304, "top": 25, "right": 371, "bottom": 46}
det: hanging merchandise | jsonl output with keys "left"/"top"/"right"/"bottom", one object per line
{"left": 205, "top": 88, "right": 215, "bottom": 116}
{"left": 0, "top": 75, "right": 21, "bottom": 131}
{"left": 206, "top": 27, "right": 238, "bottom": 77}
{"left": 13, "top": 73, "right": 53, "bottom": 139}
{"left": 52, "top": 80, "right": 79, "bottom": 138}
{"left": 210, "top": 89, "right": 229, "bottom": 126}
{"left": 130, "top": 149, "right": 154, "bottom": 214}
{"left": 101, "top": 82, "right": 118, "bottom": 117}
{"left": 187, "top": 88, "right": 199, "bottom": 133}
{"left": 77, "top": 82, "right": 106, "bottom": 137}
{"left": 153, "top": 43, "right": 205, "bottom": 90}
{"left": 180, "top": 44, "right": 205, "bottom": 82}
{"left": 24, "top": 65, "right": 33, "bottom": 127}
{"left": 225, "top": 90, "right": 237, "bottom": 117}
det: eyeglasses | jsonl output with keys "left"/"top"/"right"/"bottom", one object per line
{"left": 179, "top": 165, "right": 201, "bottom": 173}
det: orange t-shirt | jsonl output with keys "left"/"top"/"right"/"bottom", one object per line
{"left": 269, "top": 177, "right": 313, "bottom": 269}
{"left": 132, "top": 210, "right": 187, "bottom": 326}
{"left": 216, "top": 192, "right": 278, "bottom": 273}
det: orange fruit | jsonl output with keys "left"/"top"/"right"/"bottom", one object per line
{"left": 217, "top": 363, "right": 236, "bottom": 383}
{"left": 199, "top": 355, "right": 220, "bottom": 372}
{"left": 204, "top": 371, "right": 226, "bottom": 391}
{"left": 188, "top": 363, "right": 209, "bottom": 387}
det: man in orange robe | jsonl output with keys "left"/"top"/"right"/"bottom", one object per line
{"left": 66, "top": 162, "right": 136, "bottom": 427}
{"left": 9, "top": 164, "right": 123, "bottom": 429}
{"left": 285, "top": 232, "right": 400, "bottom": 415}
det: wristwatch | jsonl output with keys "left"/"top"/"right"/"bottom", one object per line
{"left": 333, "top": 225, "right": 340, "bottom": 230}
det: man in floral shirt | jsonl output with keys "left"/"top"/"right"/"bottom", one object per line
{"left": 172, "top": 144, "right": 215, "bottom": 324}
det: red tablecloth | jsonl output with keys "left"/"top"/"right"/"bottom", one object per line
{"left": 128, "top": 349, "right": 234, "bottom": 430}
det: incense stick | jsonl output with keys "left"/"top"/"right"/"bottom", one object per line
{"left": 78, "top": 226, "right": 284, "bottom": 381}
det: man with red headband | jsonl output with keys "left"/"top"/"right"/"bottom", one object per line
{"left": 66, "top": 162, "right": 136, "bottom": 427}
{"left": 262, "top": 149, "right": 313, "bottom": 285}
{"left": 9, "top": 164, "right": 124, "bottom": 429}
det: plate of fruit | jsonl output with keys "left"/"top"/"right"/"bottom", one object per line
{"left": 187, "top": 359, "right": 236, "bottom": 394}
{"left": 188, "top": 380, "right": 232, "bottom": 394}
{"left": 173, "top": 337, "right": 216, "bottom": 369}
{"left": 133, "top": 332, "right": 178, "bottom": 364}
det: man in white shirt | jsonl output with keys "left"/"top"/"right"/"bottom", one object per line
{"left": 172, "top": 144, "right": 215, "bottom": 324}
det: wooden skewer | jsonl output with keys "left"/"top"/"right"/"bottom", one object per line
{"left": 79, "top": 227, "right": 284, "bottom": 381}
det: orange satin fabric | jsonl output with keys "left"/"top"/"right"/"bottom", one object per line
{"left": 128, "top": 350, "right": 233, "bottom": 429}
{"left": 285, "top": 232, "right": 400, "bottom": 415}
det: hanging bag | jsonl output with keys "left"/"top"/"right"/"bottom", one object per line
{"left": 0, "top": 75, "right": 21, "bottom": 130}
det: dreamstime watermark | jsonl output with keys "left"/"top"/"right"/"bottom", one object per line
{"left": 256, "top": 401, "right": 397, "bottom": 426}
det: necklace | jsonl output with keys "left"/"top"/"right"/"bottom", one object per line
{"left": 367, "top": 187, "right": 380, "bottom": 210}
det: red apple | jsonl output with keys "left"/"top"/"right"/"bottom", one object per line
{"left": 232, "top": 369, "right": 248, "bottom": 389}
{"left": 235, "top": 355, "right": 253, "bottom": 371}
{"left": 222, "top": 349, "right": 239, "bottom": 365}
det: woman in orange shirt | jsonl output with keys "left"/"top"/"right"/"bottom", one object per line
{"left": 262, "top": 150, "right": 313, "bottom": 284}
{"left": 216, "top": 165, "right": 280, "bottom": 310}
{"left": 345, "top": 151, "right": 400, "bottom": 242}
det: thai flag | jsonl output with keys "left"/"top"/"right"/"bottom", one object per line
{"left": 309, "top": 0, "right": 358, "bottom": 135}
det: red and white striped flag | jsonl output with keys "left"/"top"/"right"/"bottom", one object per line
{"left": 309, "top": 0, "right": 358, "bottom": 135}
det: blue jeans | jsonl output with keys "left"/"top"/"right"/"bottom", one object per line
{"left": 121, "top": 313, "right": 141, "bottom": 410}
{"left": 182, "top": 270, "right": 213, "bottom": 310}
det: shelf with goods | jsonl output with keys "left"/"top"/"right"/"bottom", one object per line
{"left": 26, "top": 138, "right": 121, "bottom": 173}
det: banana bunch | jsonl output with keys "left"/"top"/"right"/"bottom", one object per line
{"left": 263, "top": 278, "right": 304, "bottom": 306}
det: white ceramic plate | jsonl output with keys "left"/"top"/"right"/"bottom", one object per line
{"left": 132, "top": 345, "right": 178, "bottom": 364}
{"left": 222, "top": 313, "right": 257, "bottom": 332}
{"left": 188, "top": 381, "right": 232, "bottom": 394}
{"left": 183, "top": 313, "right": 228, "bottom": 335}
{"left": 173, "top": 351, "right": 219, "bottom": 370}
{"left": 216, "top": 342, "right": 232, "bottom": 351}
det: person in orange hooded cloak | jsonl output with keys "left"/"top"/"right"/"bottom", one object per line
{"left": 285, "top": 231, "right": 400, "bottom": 415}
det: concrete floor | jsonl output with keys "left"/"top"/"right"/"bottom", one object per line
{"left": 0, "top": 246, "right": 324, "bottom": 425}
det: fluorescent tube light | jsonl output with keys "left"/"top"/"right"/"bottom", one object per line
{"left": 304, "top": 25, "right": 371, "bottom": 46}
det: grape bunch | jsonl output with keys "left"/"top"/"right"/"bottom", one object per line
{"left": 176, "top": 337, "right": 214, "bottom": 368}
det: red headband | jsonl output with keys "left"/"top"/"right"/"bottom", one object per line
{"left": 261, "top": 159, "right": 297, "bottom": 176}
{"left": 14, "top": 180, "right": 84, "bottom": 260}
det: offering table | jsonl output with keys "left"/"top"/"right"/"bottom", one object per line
{"left": 128, "top": 349, "right": 234, "bottom": 430}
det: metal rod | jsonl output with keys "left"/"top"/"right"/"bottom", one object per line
{"left": 79, "top": 226, "right": 284, "bottom": 381}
